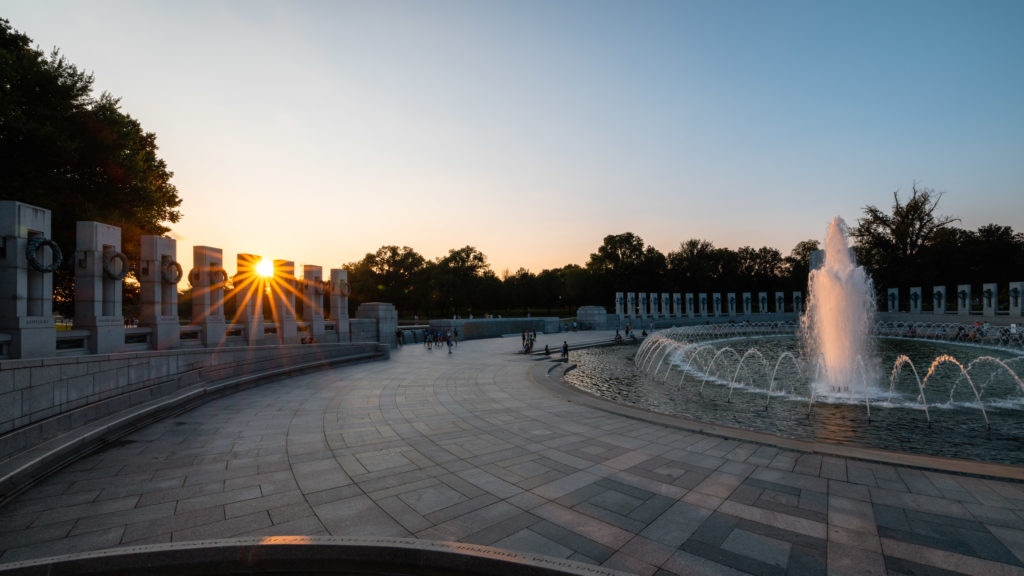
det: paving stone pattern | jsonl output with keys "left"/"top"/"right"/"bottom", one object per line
{"left": 1, "top": 331, "right": 1023, "bottom": 575}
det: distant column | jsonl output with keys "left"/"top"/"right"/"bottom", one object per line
{"left": 933, "top": 286, "right": 946, "bottom": 314}
{"left": 982, "top": 283, "right": 997, "bottom": 317}
{"left": 775, "top": 292, "right": 785, "bottom": 314}
{"left": 235, "top": 253, "right": 265, "bottom": 345}
{"left": 886, "top": 288, "right": 899, "bottom": 313}
{"left": 699, "top": 294, "right": 708, "bottom": 317}
{"left": 793, "top": 291, "right": 803, "bottom": 314}
{"left": 758, "top": 292, "right": 768, "bottom": 314}
{"left": 74, "top": 221, "right": 126, "bottom": 354}
{"left": 686, "top": 293, "right": 695, "bottom": 317}
{"left": 139, "top": 235, "right": 181, "bottom": 350}
{"left": 727, "top": 293, "right": 737, "bottom": 317}
{"left": 272, "top": 260, "right": 299, "bottom": 344}
{"left": 189, "top": 245, "right": 227, "bottom": 347}
{"left": 638, "top": 292, "right": 647, "bottom": 318}
{"left": 615, "top": 292, "right": 624, "bottom": 318}
{"left": 957, "top": 284, "right": 972, "bottom": 316}
{"left": 661, "top": 293, "right": 669, "bottom": 319}
{"left": 1009, "top": 282, "right": 1023, "bottom": 318}
{"left": 673, "top": 293, "right": 682, "bottom": 318}
{"left": 713, "top": 293, "right": 722, "bottom": 317}
{"left": 742, "top": 292, "right": 751, "bottom": 316}
{"left": 328, "top": 268, "right": 351, "bottom": 343}
{"left": 302, "top": 264, "right": 325, "bottom": 342}
{"left": 909, "top": 287, "right": 922, "bottom": 314}
{"left": 649, "top": 293, "right": 659, "bottom": 319}
{"left": 0, "top": 202, "right": 59, "bottom": 358}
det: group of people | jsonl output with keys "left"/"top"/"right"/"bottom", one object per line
{"left": 521, "top": 329, "right": 538, "bottom": 353}
{"left": 423, "top": 328, "right": 458, "bottom": 353}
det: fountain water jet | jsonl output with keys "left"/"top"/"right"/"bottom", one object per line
{"left": 802, "top": 217, "right": 876, "bottom": 395}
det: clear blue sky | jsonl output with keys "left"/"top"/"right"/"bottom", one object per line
{"left": 4, "top": 0, "right": 1023, "bottom": 276}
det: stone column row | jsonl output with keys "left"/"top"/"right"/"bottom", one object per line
{"left": 614, "top": 290, "right": 803, "bottom": 319}
{"left": 0, "top": 201, "right": 365, "bottom": 359}
{"left": 892, "top": 283, "right": 1024, "bottom": 316}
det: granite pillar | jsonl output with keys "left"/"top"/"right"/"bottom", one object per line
{"left": 74, "top": 221, "right": 126, "bottom": 354}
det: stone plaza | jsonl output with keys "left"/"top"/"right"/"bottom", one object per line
{"left": 1, "top": 332, "right": 1024, "bottom": 575}
{"left": 1, "top": 201, "right": 1024, "bottom": 574}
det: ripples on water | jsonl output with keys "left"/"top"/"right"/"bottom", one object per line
{"left": 564, "top": 341, "right": 1024, "bottom": 465}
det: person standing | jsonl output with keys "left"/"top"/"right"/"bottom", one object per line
{"left": 561, "top": 341, "right": 569, "bottom": 361}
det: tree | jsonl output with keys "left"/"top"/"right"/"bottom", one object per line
{"left": 850, "top": 184, "right": 958, "bottom": 287}
{"left": 737, "top": 246, "right": 784, "bottom": 289}
{"left": 432, "top": 246, "right": 492, "bottom": 317}
{"left": 1, "top": 19, "right": 182, "bottom": 315}
{"left": 586, "top": 233, "right": 646, "bottom": 277}
{"left": 667, "top": 239, "right": 719, "bottom": 292}
{"left": 783, "top": 239, "right": 819, "bottom": 289}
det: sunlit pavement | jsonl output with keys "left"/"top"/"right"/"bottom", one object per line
{"left": 1, "top": 330, "right": 1023, "bottom": 575}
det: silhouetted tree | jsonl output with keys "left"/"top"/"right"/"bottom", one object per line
{"left": 850, "top": 184, "right": 958, "bottom": 288}
{"left": 1, "top": 19, "right": 182, "bottom": 316}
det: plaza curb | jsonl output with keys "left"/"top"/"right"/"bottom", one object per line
{"left": 0, "top": 536, "right": 634, "bottom": 576}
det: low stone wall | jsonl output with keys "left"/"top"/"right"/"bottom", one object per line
{"left": 429, "top": 318, "right": 560, "bottom": 340}
{"left": 0, "top": 342, "right": 385, "bottom": 464}
{"left": 349, "top": 318, "right": 380, "bottom": 343}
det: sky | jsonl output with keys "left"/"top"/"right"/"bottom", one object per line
{"left": 4, "top": 0, "right": 1023, "bottom": 279}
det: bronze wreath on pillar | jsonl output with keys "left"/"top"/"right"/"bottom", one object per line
{"left": 162, "top": 260, "right": 183, "bottom": 284}
{"left": 25, "top": 236, "right": 63, "bottom": 273}
{"left": 102, "top": 250, "right": 129, "bottom": 280}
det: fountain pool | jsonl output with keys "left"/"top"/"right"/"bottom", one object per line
{"left": 566, "top": 217, "right": 1024, "bottom": 465}
{"left": 565, "top": 328, "right": 1024, "bottom": 464}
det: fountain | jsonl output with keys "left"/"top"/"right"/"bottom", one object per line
{"left": 801, "top": 217, "right": 876, "bottom": 396}
{"left": 564, "top": 218, "right": 1024, "bottom": 464}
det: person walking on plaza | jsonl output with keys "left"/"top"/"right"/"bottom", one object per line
{"left": 561, "top": 341, "right": 569, "bottom": 361}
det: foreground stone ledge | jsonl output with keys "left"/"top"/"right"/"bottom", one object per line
{"left": 0, "top": 536, "right": 633, "bottom": 576}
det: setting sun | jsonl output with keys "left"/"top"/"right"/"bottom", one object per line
{"left": 256, "top": 258, "right": 274, "bottom": 278}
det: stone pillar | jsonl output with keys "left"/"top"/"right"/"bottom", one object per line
{"left": 699, "top": 294, "right": 708, "bottom": 317}
{"left": 356, "top": 302, "right": 397, "bottom": 346}
{"left": 758, "top": 292, "right": 768, "bottom": 314}
{"left": 73, "top": 222, "right": 126, "bottom": 354}
{"left": 742, "top": 292, "right": 752, "bottom": 316}
{"left": 712, "top": 293, "right": 722, "bottom": 317}
{"left": 686, "top": 293, "right": 694, "bottom": 317}
{"left": 957, "top": 284, "right": 971, "bottom": 316}
{"left": 909, "top": 287, "right": 922, "bottom": 314}
{"left": 886, "top": 288, "right": 899, "bottom": 313}
{"left": 614, "top": 292, "right": 624, "bottom": 319}
{"left": 302, "top": 264, "right": 325, "bottom": 342}
{"left": 673, "top": 293, "right": 682, "bottom": 318}
{"left": 661, "top": 293, "right": 669, "bottom": 320}
{"left": 1010, "top": 282, "right": 1024, "bottom": 318}
{"left": 793, "top": 292, "right": 803, "bottom": 314}
{"left": 235, "top": 253, "right": 265, "bottom": 345}
{"left": 638, "top": 292, "right": 647, "bottom": 318}
{"left": 139, "top": 235, "right": 181, "bottom": 350}
{"left": 328, "top": 268, "right": 351, "bottom": 343}
{"left": 775, "top": 292, "right": 785, "bottom": 314}
{"left": 982, "top": 283, "right": 998, "bottom": 317}
{"left": 933, "top": 286, "right": 946, "bottom": 314}
{"left": 727, "top": 293, "right": 737, "bottom": 317}
{"left": 627, "top": 293, "right": 636, "bottom": 318}
{"left": 0, "top": 201, "right": 59, "bottom": 358}
{"left": 272, "top": 260, "right": 299, "bottom": 345}
{"left": 189, "top": 245, "right": 227, "bottom": 347}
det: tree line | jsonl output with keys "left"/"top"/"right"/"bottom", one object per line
{"left": 342, "top": 237, "right": 821, "bottom": 319}
{"left": 345, "top": 186, "right": 1024, "bottom": 319}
